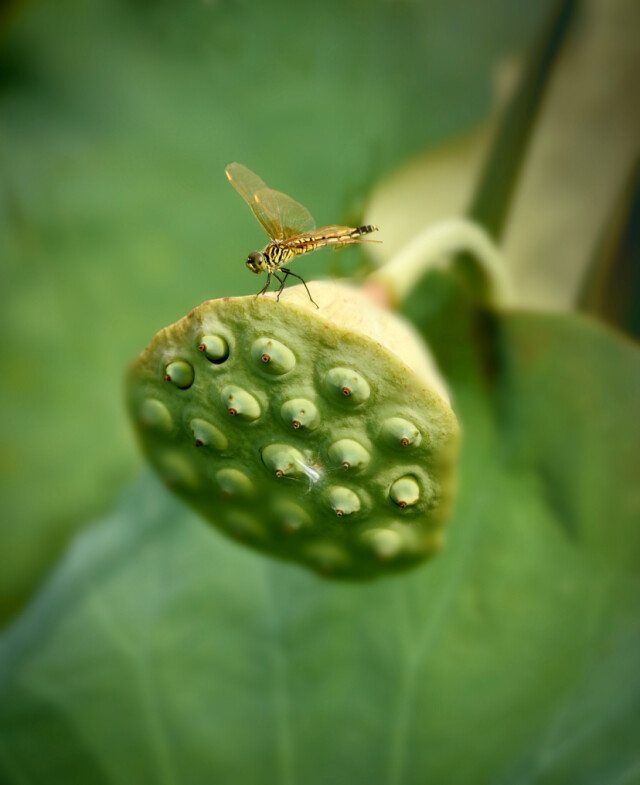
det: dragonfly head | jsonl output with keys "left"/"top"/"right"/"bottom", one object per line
{"left": 247, "top": 251, "right": 267, "bottom": 274}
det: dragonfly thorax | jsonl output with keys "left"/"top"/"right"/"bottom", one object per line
{"left": 247, "top": 243, "right": 294, "bottom": 274}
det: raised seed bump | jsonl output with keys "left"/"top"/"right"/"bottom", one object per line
{"left": 225, "top": 509, "right": 264, "bottom": 541}
{"left": 164, "top": 360, "right": 194, "bottom": 389}
{"left": 304, "top": 541, "right": 350, "bottom": 575}
{"left": 381, "top": 417, "right": 422, "bottom": 449}
{"left": 261, "top": 444, "right": 306, "bottom": 478}
{"left": 389, "top": 476, "right": 420, "bottom": 508}
{"left": 271, "top": 499, "right": 312, "bottom": 533}
{"left": 327, "top": 439, "right": 370, "bottom": 472}
{"left": 220, "top": 385, "right": 261, "bottom": 420}
{"left": 159, "top": 452, "right": 199, "bottom": 489}
{"left": 324, "top": 367, "right": 370, "bottom": 404}
{"left": 280, "top": 398, "right": 320, "bottom": 431}
{"left": 326, "top": 486, "right": 361, "bottom": 517}
{"left": 189, "top": 418, "right": 228, "bottom": 450}
{"left": 251, "top": 337, "right": 296, "bottom": 375}
{"left": 216, "top": 467, "right": 254, "bottom": 498}
{"left": 198, "top": 334, "right": 229, "bottom": 363}
{"left": 361, "top": 528, "right": 403, "bottom": 560}
{"left": 139, "top": 398, "right": 173, "bottom": 433}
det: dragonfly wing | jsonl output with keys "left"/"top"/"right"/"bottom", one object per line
{"left": 252, "top": 186, "right": 315, "bottom": 240}
{"left": 225, "top": 162, "right": 281, "bottom": 240}
{"left": 226, "top": 162, "right": 315, "bottom": 242}
{"left": 276, "top": 194, "right": 316, "bottom": 239}
{"left": 225, "top": 162, "right": 268, "bottom": 203}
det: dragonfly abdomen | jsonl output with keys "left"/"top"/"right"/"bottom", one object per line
{"left": 289, "top": 224, "right": 378, "bottom": 256}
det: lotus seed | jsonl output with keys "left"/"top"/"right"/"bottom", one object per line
{"left": 326, "top": 486, "right": 361, "bottom": 517}
{"left": 220, "top": 385, "right": 261, "bottom": 420}
{"left": 189, "top": 418, "right": 228, "bottom": 451}
{"left": 251, "top": 337, "right": 296, "bottom": 375}
{"left": 261, "top": 444, "right": 306, "bottom": 478}
{"left": 159, "top": 452, "right": 199, "bottom": 489}
{"left": 139, "top": 398, "right": 173, "bottom": 433}
{"left": 327, "top": 439, "right": 370, "bottom": 472}
{"left": 362, "top": 528, "right": 403, "bottom": 560}
{"left": 216, "top": 467, "right": 254, "bottom": 498}
{"left": 271, "top": 499, "right": 312, "bottom": 533}
{"left": 381, "top": 417, "right": 422, "bottom": 449}
{"left": 225, "top": 509, "right": 264, "bottom": 541}
{"left": 324, "top": 367, "right": 370, "bottom": 404}
{"left": 198, "top": 334, "right": 229, "bottom": 363}
{"left": 304, "top": 541, "right": 350, "bottom": 575}
{"left": 280, "top": 398, "right": 320, "bottom": 431}
{"left": 164, "top": 360, "right": 194, "bottom": 389}
{"left": 390, "top": 476, "right": 420, "bottom": 508}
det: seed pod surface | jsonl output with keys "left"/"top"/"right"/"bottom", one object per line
{"left": 128, "top": 282, "right": 459, "bottom": 579}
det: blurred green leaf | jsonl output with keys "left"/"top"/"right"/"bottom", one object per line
{"left": 0, "top": 0, "right": 554, "bottom": 624}
{"left": 404, "top": 272, "right": 640, "bottom": 572}
{"left": 1, "top": 284, "right": 638, "bottom": 783}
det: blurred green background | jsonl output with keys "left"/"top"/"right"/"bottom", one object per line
{"left": 1, "top": 0, "right": 639, "bottom": 783}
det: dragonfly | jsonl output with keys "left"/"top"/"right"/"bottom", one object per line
{"left": 225, "top": 162, "right": 379, "bottom": 307}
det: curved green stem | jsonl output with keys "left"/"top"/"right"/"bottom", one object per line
{"left": 368, "top": 218, "right": 513, "bottom": 308}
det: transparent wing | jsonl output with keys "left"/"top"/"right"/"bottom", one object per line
{"left": 225, "top": 162, "right": 315, "bottom": 241}
{"left": 256, "top": 187, "right": 316, "bottom": 240}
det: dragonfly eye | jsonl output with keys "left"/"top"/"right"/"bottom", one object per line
{"left": 247, "top": 252, "right": 266, "bottom": 274}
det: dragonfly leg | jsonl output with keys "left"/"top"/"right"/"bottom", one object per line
{"left": 272, "top": 271, "right": 287, "bottom": 301}
{"left": 255, "top": 273, "right": 272, "bottom": 299}
{"left": 279, "top": 268, "right": 318, "bottom": 309}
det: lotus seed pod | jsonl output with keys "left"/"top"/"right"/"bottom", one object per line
{"left": 128, "top": 280, "right": 459, "bottom": 579}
